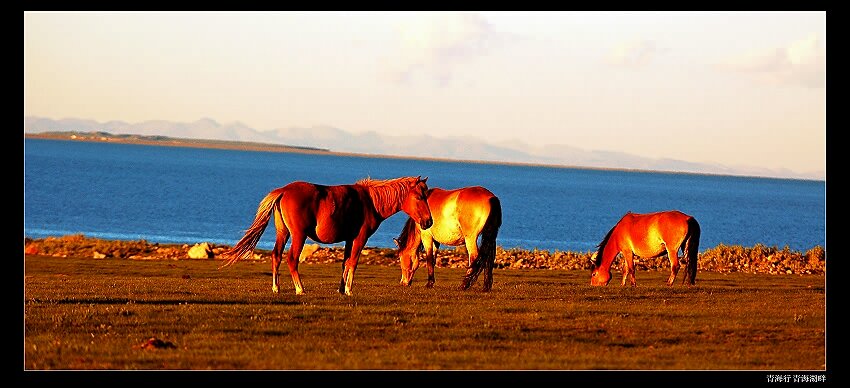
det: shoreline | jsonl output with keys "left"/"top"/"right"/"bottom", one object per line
{"left": 24, "top": 234, "right": 826, "bottom": 275}
{"left": 24, "top": 132, "right": 822, "bottom": 182}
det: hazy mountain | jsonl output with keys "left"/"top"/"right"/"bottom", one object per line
{"left": 23, "top": 116, "right": 825, "bottom": 181}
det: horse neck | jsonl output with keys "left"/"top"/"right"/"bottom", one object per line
{"left": 397, "top": 217, "right": 422, "bottom": 253}
{"left": 361, "top": 179, "right": 412, "bottom": 220}
{"left": 597, "top": 242, "right": 620, "bottom": 271}
{"left": 595, "top": 225, "right": 621, "bottom": 271}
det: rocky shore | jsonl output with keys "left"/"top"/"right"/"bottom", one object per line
{"left": 24, "top": 234, "right": 825, "bottom": 275}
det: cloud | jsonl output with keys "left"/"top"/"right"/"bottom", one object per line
{"left": 606, "top": 40, "right": 662, "bottom": 67}
{"left": 384, "top": 12, "right": 499, "bottom": 86}
{"left": 717, "top": 33, "right": 825, "bottom": 88}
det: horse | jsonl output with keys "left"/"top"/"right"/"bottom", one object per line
{"left": 590, "top": 210, "right": 700, "bottom": 287}
{"left": 220, "top": 176, "right": 433, "bottom": 296}
{"left": 394, "top": 186, "right": 502, "bottom": 291}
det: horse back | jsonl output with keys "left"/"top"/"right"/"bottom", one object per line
{"left": 619, "top": 210, "right": 693, "bottom": 253}
{"left": 424, "top": 187, "right": 496, "bottom": 244}
{"left": 622, "top": 210, "right": 691, "bottom": 229}
{"left": 278, "top": 181, "right": 371, "bottom": 242}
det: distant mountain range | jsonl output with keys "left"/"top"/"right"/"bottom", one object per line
{"left": 23, "top": 116, "right": 825, "bottom": 180}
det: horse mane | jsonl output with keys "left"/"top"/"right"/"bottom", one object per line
{"left": 594, "top": 223, "right": 618, "bottom": 268}
{"left": 355, "top": 176, "right": 419, "bottom": 218}
{"left": 396, "top": 216, "right": 421, "bottom": 252}
{"left": 594, "top": 212, "right": 632, "bottom": 267}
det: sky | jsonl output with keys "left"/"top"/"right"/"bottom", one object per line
{"left": 24, "top": 11, "right": 826, "bottom": 176}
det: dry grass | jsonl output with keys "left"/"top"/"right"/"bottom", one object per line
{"left": 24, "top": 255, "right": 825, "bottom": 372}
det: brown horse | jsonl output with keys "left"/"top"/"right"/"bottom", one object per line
{"left": 395, "top": 186, "right": 501, "bottom": 291}
{"left": 590, "top": 210, "right": 700, "bottom": 287}
{"left": 221, "top": 176, "right": 433, "bottom": 296}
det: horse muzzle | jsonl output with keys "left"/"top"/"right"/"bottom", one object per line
{"left": 420, "top": 218, "right": 433, "bottom": 230}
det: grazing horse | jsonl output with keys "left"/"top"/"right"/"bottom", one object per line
{"left": 394, "top": 186, "right": 502, "bottom": 291}
{"left": 590, "top": 210, "right": 700, "bottom": 287}
{"left": 221, "top": 176, "right": 433, "bottom": 296}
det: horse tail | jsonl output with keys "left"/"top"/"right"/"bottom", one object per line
{"left": 219, "top": 188, "right": 285, "bottom": 269}
{"left": 464, "top": 196, "right": 502, "bottom": 291}
{"left": 684, "top": 216, "right": 701, "bottom": 285}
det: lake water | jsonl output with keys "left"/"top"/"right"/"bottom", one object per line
{"left": 23, "top": 138, "right": 826, "bottom": 253}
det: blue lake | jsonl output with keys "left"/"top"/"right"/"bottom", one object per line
{"left": 23, "top": 138, "right": 826, "bottom": 253}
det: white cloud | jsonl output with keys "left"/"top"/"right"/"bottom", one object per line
{"left": 606, "top": 40, "right": 662, "bottom": 67}
{"left": 383, "top": 12, "right": 499, "bottom": 86}
{"left": 717, "top": 32, "right": 825, "bottom": 88}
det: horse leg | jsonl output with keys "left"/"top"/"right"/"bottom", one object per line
{"left": 422, "top": 237, "right": 436, "bottom": 288}
{"left": 683, "top": 244, "right": 695, "bottom": 286}
{"left": 666, "top": 244, "right": 680, "bottom": 286}
{"left": 341, "top": 238, "right": 366, "bottom": 296}
{"left": 285, "top": 233, "right": 307, "bottom": 295}
{"left": 271, "top": 219, "right": 290, "bottom": 294}
{"left": 461, "top": 236, "right": 481, "bottom": 290}
{"left": 621, "top": 251, "right": 636, "bottom": 287}
{"left": 339, "top": 242, "right": 352, "bottom": 294}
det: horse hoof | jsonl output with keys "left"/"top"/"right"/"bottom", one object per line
{"left": 426, "top": 282, "right": 435, "bottom": 288}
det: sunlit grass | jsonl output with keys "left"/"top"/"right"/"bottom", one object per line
{"left": 24, "top": 256, "right": 825, "bottom": 370}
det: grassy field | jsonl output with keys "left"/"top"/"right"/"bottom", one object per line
{"left": 23, "top": 255, "right": 825, "bottom": 372}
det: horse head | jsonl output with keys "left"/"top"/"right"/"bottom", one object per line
{"left": 395, "top": 219, "right": 423, "bottom": 286}
{"left": 401, "top": 176, "right": 433, "bottom": 230}
{"left": 590, "top": 266, "right": 612, "bottom": 286}
{"left": 589, "top": 252, "right": 612, "bottom": 286}
{"left": 397, "top": 245, "right": 421, "bottom": 286}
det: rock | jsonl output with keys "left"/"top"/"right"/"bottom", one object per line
{"left": 93, "top": 251, "right": 107, "bottom": 259}
{"left": 24, "top": 244, "right": 39, "bottom": 255}
{"left": 299, "top": 244, "right": 320, "bottom": 262}
{"left": 137, "top": 337, "right": 177, "bottom": 350}
{"left": 187, "top": 243, "right": 214, "bottom": 259}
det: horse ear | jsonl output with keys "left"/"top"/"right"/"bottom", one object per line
{"left": 421, "top": 176, "right": 428, "bottom": 183}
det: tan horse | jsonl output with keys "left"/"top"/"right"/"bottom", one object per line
{"left": 221, "top": 176, "right": 433, "bottom": 296}
{"left": 590, "top": 210, "right": 700, "bottom": 287}
{"left": 395, "top": 186, "right": 501, "bottom": 291}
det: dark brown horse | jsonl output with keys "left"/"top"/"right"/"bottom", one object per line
{"left": 590, "top": 210, "right": 700, "bottom": 287}
{"left": 395, "top": 186, "right": 501, "bottom": 291}
{"left": 221, "top": 176, "right": 433, "bottom": 296}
